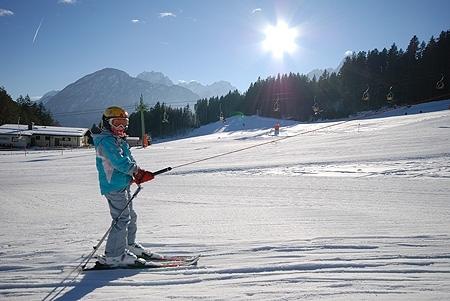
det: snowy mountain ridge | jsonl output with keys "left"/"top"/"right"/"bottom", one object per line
{"left": 177, "top": 79, "right": 237, "bottom": 99}
{"left": 136, "top": 71, "right": 237, "bottom": 99}
{"left": 43, "top": 68, "right": 200, "bottom": 127}
{"left": 136, "top": 71, "right": 174, "bottom": 86}
{"left": 41, "top": 68, "right": 237, "bottom": 127}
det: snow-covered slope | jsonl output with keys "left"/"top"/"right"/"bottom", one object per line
{"left": 1, "top": 100, "right": 449, "bottom": 300}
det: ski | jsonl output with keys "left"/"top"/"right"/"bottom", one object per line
{"left": 137, "top": 252, "right": 200, "bottom": 262}
{"left": 83, "top": 255, "right": 200, "bottom": 271}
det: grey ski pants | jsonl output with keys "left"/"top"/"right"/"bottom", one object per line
{"left": 104, "top": 187, "right": 137, "bottom": 257}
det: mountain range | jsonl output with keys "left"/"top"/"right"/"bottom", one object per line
{"left": 306, "top": 59, "right": 345, "bottom": 80}
{"left": 135, "top": 71, "right": 236, "bottom": 99}
{"left": 306, "top": 68, "right": 335, "bottom": 80}
{"left": 177, "top": 80, "right": 236, "bottom": 100}
{"left": 42, "top": 68, "right": 237, "bottom": 127}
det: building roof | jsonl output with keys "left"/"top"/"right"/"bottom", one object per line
{"left": 0, "top": 124, "right": 89, "bottom": 137}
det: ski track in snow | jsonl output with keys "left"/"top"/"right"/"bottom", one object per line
{"left": 0, "top": 100, "right": 449, "bottom": 300}
{"left": 1, "top": 236, "right": 450, "bottom": 298}
{"left": 1, "top": 236, "right": 450, "bottom": 300}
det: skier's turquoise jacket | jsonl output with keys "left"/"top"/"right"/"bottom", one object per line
{"left": 93, "top": 130, "right": 138, "bottom": 195}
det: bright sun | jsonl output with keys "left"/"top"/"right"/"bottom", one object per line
{"left": 262, "top": 20, "right": 299, "bottom": 59}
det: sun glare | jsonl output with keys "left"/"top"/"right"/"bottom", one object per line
{"left": 262, "top": 20, "right": 299, "bottom": 59}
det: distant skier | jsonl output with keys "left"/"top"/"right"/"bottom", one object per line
{"left": 92, "top": 106, "right": 155, "bottom": 267}
{"left": 274, "top": 122, "right": 280, "bottom": 136}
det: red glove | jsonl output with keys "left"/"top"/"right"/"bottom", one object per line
{"left": 133, "top": 168, "right": 154, "bottom": 184}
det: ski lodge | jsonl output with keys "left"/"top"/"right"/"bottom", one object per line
{"left": 0, "top": 123, "right": 90, "bottom": 148}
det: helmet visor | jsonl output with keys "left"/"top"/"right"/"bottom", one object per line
{"left": 109, "top": 117, "right": 129, "bottom": 129}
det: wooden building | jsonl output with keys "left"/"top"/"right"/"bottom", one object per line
{"left": 0, "top": 124, "right": 90, "bottom": 148}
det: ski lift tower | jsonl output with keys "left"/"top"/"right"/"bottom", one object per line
{"left": 137, "top": 94, "right": 148, "bottom": 147}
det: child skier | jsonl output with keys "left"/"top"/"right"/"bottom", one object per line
{"left": 93, "top": 106, "right": 155, "bottom": 267}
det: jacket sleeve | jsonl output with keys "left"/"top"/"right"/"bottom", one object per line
{"left": 99, "top": 136, "right": 137, "bottom": 176}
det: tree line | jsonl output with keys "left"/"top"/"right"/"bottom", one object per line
{"left": 0, "top": 87, "right": 56, "bottom": 126}
{"left": 127, "top": 102, "right": 196, "bottom": 138}
{"left": 194, "top": 30, "right": 449, "bottom": 123}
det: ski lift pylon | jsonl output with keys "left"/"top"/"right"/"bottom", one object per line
{"left": 219, "top": 103, "right": 224, "bottom": 122}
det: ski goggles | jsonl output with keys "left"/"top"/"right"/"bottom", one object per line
{"left": 109, "top": 117, "right": 129, "bottom": 129}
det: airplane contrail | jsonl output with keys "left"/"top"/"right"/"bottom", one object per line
{"left": 33, "top": 18, "right": 44, "bottom": 44}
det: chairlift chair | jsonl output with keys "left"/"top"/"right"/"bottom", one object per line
{"left": 436, "top": 74, "right": 445, "bottom": 90}
{"left": 386, "top": 86, "right": 394, "bottom": 102}
{"left": 162, "top": 110, "right": 169, "bottom": 123}
{"left": 273, "top": 97, "right": 280, "bottom": 112}
{"left": 362, "top": 86, "right": 370, "bottom": 102}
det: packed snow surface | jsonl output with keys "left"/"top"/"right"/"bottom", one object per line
{"left": 1, "top": 100, "right": 449, "bottom": 300}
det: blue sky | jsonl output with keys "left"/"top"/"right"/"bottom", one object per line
{"left": 1, "top": 0, "right": 449, "bottom": 100}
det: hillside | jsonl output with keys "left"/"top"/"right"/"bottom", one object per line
{"left": 176, "top": 99, "right": 450, "bottom": 141}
